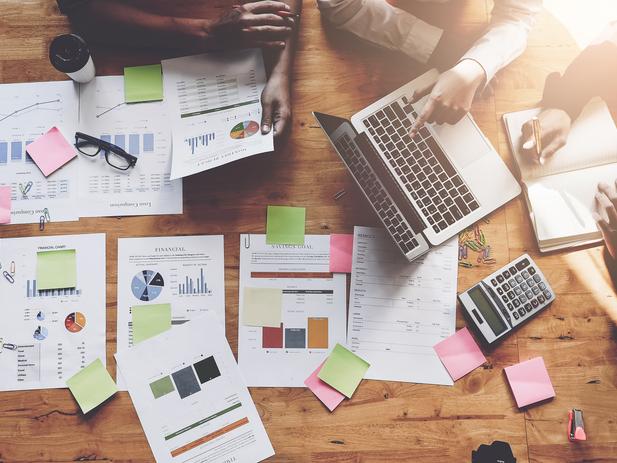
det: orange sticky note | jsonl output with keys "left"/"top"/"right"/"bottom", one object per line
{"left": 26, "top": 127, "right": 77, "bottom": 177}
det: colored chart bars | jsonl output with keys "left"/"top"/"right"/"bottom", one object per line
{"left": 0, "top": 140, "right": 36, "bottom": 165}
{"left": 99, "top": 133, "right": 155, "bottom": 156}
{"left": 178, "top": 268, "right": 210, "bottom": 295}
{"left": 185, "top": 132, "right": 215, "bottom": 155}
{"left": 262, "top": 317, "right": 329, "bottom": 350}
{"left": 26, "top": 279, "right": 81, "bottom": 298}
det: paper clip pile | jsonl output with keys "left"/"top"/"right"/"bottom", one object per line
{"left": 458, "top": 220, "right": 495, "bottom": 268}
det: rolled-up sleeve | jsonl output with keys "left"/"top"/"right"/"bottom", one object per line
{"left": 461, "top": 0, "right": 542, "bottom": 82}
{"left": 316, "top": 0, "right": 443, "bottom": 64}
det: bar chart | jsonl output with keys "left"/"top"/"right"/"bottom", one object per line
{"left": 26, "top": 279, "right": 81, "bottom": 298}
{"left": 100, "top": 133, "right": 155, "bottom": 156}
{"left": 0, "top": 139, "right": 36, "bottom": 165}
{"left": 178, "top": 267, "right": 210, "bottom": 295}
{"left": 185, "top": 132, "right": 215, "bottom": 155}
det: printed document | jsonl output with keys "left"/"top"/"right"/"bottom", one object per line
{"left": 0, "top": 234, "right": 106, "bottom": 391}
{"left": 117, "top": 235, "right": 226, "bottom": 389}
{"left": 116, "top": 314, "right": 274, "bottom": 463}
{"left": 162, "top": 50, "right": 274, "bottom": 179}
{"left": 238, "top": 234, "right": 347, "bottom": 387}
{"left": 349, "top": 226, "right": 457, "bottom": 385}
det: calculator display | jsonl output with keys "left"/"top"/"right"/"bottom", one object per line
{"left": 468, "top": 286, "right": 507, "bottom": 336}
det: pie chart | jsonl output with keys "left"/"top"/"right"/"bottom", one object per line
{"left": 65, "top": 312, "right": 86, "bottom": 333}
{"left": 132, "top": 270, "right": 164, "bottom": 301}
{"left": 230, "top": 120, "right": 259, "bottom": 140}
{"left": 34, "top": 326, "right": 48, "bottom": 341}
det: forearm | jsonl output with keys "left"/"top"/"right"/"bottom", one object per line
{"left": 266, "top": 0, "right": 301, "bottom": 80}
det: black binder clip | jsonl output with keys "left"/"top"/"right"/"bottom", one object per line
{"left": 568, "top": 408, "right": 587, "bottom": 441}
{"left": 472, "top": 441, "right": 516, "bottom": 463}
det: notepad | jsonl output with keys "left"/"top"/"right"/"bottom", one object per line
{"left": 504, "top": 357, "right": 555, "bottom": 408}
{"left": 0, "top": 186, "right": 10, "bottom": 224}
{"left": 304, "top": 360, "right": 345, "bottom": 412}
{"left": 26, "top": 126, "right": 77, "bottom": 177}
{"left": 329, "top": 234, "right": 353, "bottom": 273}
{"left": 318, "top": 343, "right": 370, "bottom": 398}
{"left": 241, "top": 287, "right": 283, "bottom": 327}
{"left": 434, "top": 327, "right": 486, "bottom": 381}
{"left": 36, "top": 249, "right": 77, "bottom": 290}
{"left": 66, "top": 358, "right": 118, "bottom": 414}
{"left": 266, "top": 206, "right": 305, "bottom": 245}
{"left": 124, "top": 64, "right": 164, "bottom": 103}
{"left": 132, "top": 303, "right": 172, "bottom": 345}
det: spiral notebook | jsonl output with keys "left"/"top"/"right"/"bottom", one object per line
{"left": 503, "top": 98, "right": 617, "bottom": 252}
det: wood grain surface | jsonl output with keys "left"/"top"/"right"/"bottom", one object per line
{"left": 1, "top": 1, "right": 616, "bottom": 462}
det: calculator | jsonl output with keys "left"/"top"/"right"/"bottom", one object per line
{"left": 458, "top": 254, "right": 555, "bottom": 345}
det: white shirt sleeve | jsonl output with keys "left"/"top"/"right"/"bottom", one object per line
{"left": 461, "top": 0, "right": 542, "bottom": 82}
{"left": 316, "top": 0, "right": 443, "bottom": 64}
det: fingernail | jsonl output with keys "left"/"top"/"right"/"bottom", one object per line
{"left": 522, "top": 140, "right": 534, "bottom": 150}
{"left": 539, "top": 157, "right": 545, "bottom": 165}
{"left": 262, "top": 125, "right": 270, "bottom": 133}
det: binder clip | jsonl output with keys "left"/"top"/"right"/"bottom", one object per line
{"left": 568, "top": 409, "right": 587, "bottom": 441}
{"left": 472, "top": 441, "right": 516, "bottom": 463}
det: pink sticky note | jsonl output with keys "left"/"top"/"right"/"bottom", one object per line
{"left": 304, "top": 360, "right": 345, "bottom": 412}
{"left": 26, "top": 127, "right": 77, "bottom": 177}
{"left": 505, "top": 357, "right": 555, "bottom": 408}
{"left": 0, "top": 186, "right": 11, "bottom": 224}
{"left": 434, "top": 327, "right": 486, "bottom": 381}
{"left": 329, "top": 234, "right": 354, "bottom": 273}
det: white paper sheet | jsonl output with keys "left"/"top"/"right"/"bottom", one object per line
{"left": 78, "top": 76, "right": 183, "bottom": 217}
{"left": 0, "top": 234, "right": 106, "bottom": 391}
{"left": 238, "top": 234, "right": 347, "bottom": 387}
{"left": 348, "top": 226, "right": 457, "bottom": 385}
{"left": 117, "top": 235, "right": 226, "bottom": 390}
{"left": 0, "top": 81, "right": 80, "bottom": 224}
{"left": 115, "top": 313, "right": 274, "bottom": 463}
{"left": 162, "top": 50, "right": 274, "bottom": 179}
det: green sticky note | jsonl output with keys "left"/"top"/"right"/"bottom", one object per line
{"left": 318, "top": 343, "right": 370, "bottom": 398}
{"left": 266, "top": 206, "right": 305, "bottom": 245}
{"left": 37, "top": 249, "right": 77, "bottom": 290}
{"left": 124, "top": 64, "right": 163, "bottom": 103}
{"left": 150, "top": 375, "right": 175, "bottom": 399}
{"left": 66, "top": 358, "right": 118, "bottom": 414}
{"left": 132, "top": 303, "right": 172, "bottom": 345}
{"left": 242, "top": 287, "right": 283, "bottom": 328}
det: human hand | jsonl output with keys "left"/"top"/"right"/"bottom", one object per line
{"left": 593, "top": 180, "right": 617, "bottom": 261}
{"left": 409, "top": 59, "right": 485, "bottom": 137}
{"left": 209, "top": 1, "right": 294, "bottom": 49}
{"left": 520, "top": 108, "right": 572, "bottom": 165}
{"left": 261, "top": 72, "right": 291, "bottom": 138}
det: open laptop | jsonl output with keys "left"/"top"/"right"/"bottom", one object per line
{"left": 314, "top": 69, "right": 521, "bottom": 261}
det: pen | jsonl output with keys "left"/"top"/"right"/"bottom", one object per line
{"left": 531, "top": 116, "right": 543, "bottom": 164}
{"left": 276, "top": 10, "right": 299, "bottom": 20}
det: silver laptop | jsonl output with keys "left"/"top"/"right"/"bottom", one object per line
{"left": 314, "top": 69, "right": 521, "bottom": 261}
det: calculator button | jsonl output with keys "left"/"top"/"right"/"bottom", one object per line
{"left": 503, "top": 283, "right": 511, "bottom": 291}
{"left": 507, "top": 303, "right": 514, "bottom": 311}
{"left": 508, "top": 279, "right": 516, "bottom": 287}
{"left": 525, "top": 290, "right": 533, "bottom": 299}
{"left": 520, "top": 282, "right": 529, "bottom": 291}
{"left": 518, "top": 308, "right": 526, "bottom": 317}
{"left": 509, "top": 266, "right": 518, "bottom": 275}
{"left": 515, "top": 275, "right": 523, "bottom": 284}
{"left": 501, "top": 295, "right": 508, "bottom": 303}
{"left": 491, "top": 278, "right": 498, "bottom": 286}
{"left": 503, "top": 270, "right": 511, "bottom": 279}
{"left": 533, "top": 274, "right": 541, "bottom": 283}
{"left": 507, "top": 291, "right": 515, "bottom": 300}
{"left": 529, "top": 267, "right": 536, "bottom": 275}
{"left": 544, "top": 291, "right": 552, "bottom": 300}
{"left": 538, "top": 282, "right": 546, "bottom": 291}
{"left": 538, "top": 294, "right": 546, "bottom": 304}
{"left": 526, "top": 278, "right": 534, "bottom": 287}
{"left": 525, "top": 303, "right": 532, "bottom": 313}
{"left": 519, "top": 294, "right": 527, "bottom": 303}
{"left": 531, "top": 299, "right": 539, "bottom": 308}
{"left": 497, "top": 275, "right": 504, "bottom": 283}
{"left": 497, "top": 287, "right": 504, "bottom": 295}
{"left": 515, "top": 258, "right": 530, "bottom": 270}
{"left": 513, "top": 299, "right": 521, "bottom": 308}
{"left": 513, "top": 311, "right": 520, "bottom": 320}
{"left": 514, "top": 287, "right": 522, "bottom": 296}
{"left": 521, "top": 271, "right": 530, "bottom": 279}
{"left": 532, "top": 286, "right": 540, "bottom": 295}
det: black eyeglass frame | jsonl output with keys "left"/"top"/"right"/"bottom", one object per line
{"left": 74, "top": 131, "right": 138, "bottom": 171}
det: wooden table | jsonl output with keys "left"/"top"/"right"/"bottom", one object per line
{"left": 1, "top": 1, "right": 617, "bottom": 462}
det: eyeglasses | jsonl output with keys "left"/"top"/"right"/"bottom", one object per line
{"left": 74, "top": 132, "right": 138, "bottom": 171}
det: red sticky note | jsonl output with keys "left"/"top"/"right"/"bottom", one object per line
{"left": 26, "top": 127, "right": 77, "bottom": 177}
{"left": 505, "top": 357, "right": 555, "bottom": 408}
{"left": 0, "top": 186, "right": 11, "bottom": 224}
{"left": 329, "top": 234, "right": 354, "bottom": 273}
{"left": 434, "top": 327, "right": 486, "bottom": 381}
{"left": 304, "top": 360, "right": 345, "bottom": 412}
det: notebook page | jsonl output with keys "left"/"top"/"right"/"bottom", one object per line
{"left": 504, "top": 98, "right": 617, "bottom": 181}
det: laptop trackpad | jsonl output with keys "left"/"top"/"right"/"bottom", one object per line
{"left": 431, "top": 115, "right": 491, "bottom": 169}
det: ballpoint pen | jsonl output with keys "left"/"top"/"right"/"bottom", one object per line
{"left": 532, "top": 116, "right": 543, "bottom": 164}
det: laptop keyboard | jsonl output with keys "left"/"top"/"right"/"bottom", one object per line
{"left": 363, "top": 99, "right": 480, "bottom": 233}
{"left": 335, "top": 133, "right": 421, "bottom": 255}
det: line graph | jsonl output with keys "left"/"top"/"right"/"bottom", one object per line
{"left": 0, "top": 99, "right": 61, "bottom": 123}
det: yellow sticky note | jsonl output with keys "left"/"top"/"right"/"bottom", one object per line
{"left": 66, "top": 358, "right": 118, "bottom": 414}
{"left": 132, "top": 303, "right": 172, "bottom": 345}
{"left": 124, "top": 64, "right": 164, "bottom": 103}
{"left": 37, "top": 249, "right": 77, "bottom": 290}
{"left": 318, "top": 344, "right": 370, "bottom": 398}
{"left": 242, "top": 287, "right": 283, "bottom": 328}
{"left": 266, "top": 206, "right": 305, "bottom": 245}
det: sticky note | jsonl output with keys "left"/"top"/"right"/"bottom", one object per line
{"left": 37, "top": 249, "right": 77, "bottom": 290}
{"left": 505, "top": 357, "right": 555, "bottom": 408}
{"left": 242, "top": 287, "right": 283, "bottom": 328}
{"left": 304, "top": 360, "right": 345, "bottom": 412}
{"left": 329, "top": 234, "right": 353, "bottom": 273}
{"left": 124, "top": 64, "right": 164, "bottom": 103}
{"left": 318, "top": 343, "right": 370, "bottom": 398}
{"left": 26, "top": 127, "right": 77, "bottom": 177}
{"left": 266, "top": 206, "right": 305, "bottom": 245}
{"left": 132, "top": 303, "right": 172, "bottom": 345}
{"left": 66, "top": 358, "right": 118, "bottom": 414}
{"left": 0, "top": 186, "right": 11, "bottom": 224}
{"left": 434, "top": 327, "right": 486, "bottom": 381}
